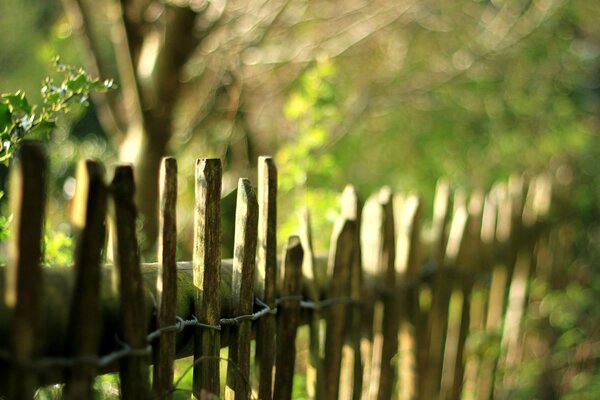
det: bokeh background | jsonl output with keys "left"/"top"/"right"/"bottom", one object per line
{"left": 1, "top": 0, "right": 600, "bottom": 397}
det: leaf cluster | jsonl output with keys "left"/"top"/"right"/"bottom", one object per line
{"left": 0, "top": 58, "right": 114, "bottom": 165}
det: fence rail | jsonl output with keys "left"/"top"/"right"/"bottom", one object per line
{"left": 0, "top": 141, "right": 557, "bottom": 399}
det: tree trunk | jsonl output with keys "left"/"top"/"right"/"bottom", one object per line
{"left": 119, "top": 113, "right": 170, "bottom": 254}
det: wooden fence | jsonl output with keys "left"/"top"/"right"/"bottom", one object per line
{"left": 0, "top": 141, "right": 555, "bottom": 399}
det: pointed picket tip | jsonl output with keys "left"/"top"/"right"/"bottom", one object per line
{"left": 341, "top": 185, "right": 359, "bottom": 222}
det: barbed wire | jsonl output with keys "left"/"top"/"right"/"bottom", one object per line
{"left": 0, "top": 294, "right": 362, "bottom": 372}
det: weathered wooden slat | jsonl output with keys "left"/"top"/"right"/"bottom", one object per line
{"left": 152, "top": 157, "right": 178, "bottom": 399}
{"left": 449, "top": 192, "right": 484, "bottom": 400}
{"left": 496, "top": 251, "right": 530, "bottom": 394}
{"left": 461, "top": 284, "right": 487, "bottom": 400}
{"left": 193, "top": 158, "right": 222, "bottom": 398}
{"left": 461, "top": 191, "right": 497, "bottom": 400}
{"left": 324, "top": 214, "right": 356, "bottom": 400}
{"left": 478, "top": 185, "right": 511, "bottom": 400}
{"left": 360, "top": 187, "right": 397, "bottom": 400}
{"left": 360, "top": 190, "right": 384, "bottom": 399}
{"left": 110, "top": 165, "right": 150, "bottom": 400}
{"left": 394, "top": 193, "right": 422, "bottom": 400}
{"left": 273, "top": 236, "right": 303, "bottom": 400}
{"left": 3, "top": 142, "right": 47, "bottom": 399}
{"left": 299, "top": 208, "right": 326, "bottom": 400}
{"left": 64, "top": 160, "right": 107, "bottom": 399}
{"left": 339, "top": 185, "right": 363, "bottom": 400}
{"left": 254, "top": 156, "right": 278, "bottom": 400}
{"left": 421, "top": 180, "right": 452, "bottom": 399}
{"left": 225, "top": 179, "right": 258, "bottom": 400}
{"left": 439, "top": 195, "right": 471, "bottom": 400}
{"left": 375, "top": 187, "right": 398, "bottom": 400}
{"left": 439, "top": 290, "right": 465, "bottom": 400}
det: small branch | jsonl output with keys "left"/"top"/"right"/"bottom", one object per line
{"left": 107, "top": 0, "right": 146, "bottom": 138}
{"left": 60, "top": 0, "right": 127, "bottom": 139}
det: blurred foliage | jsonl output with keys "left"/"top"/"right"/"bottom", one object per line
{"left": 0, "top": 59, "right": 113, "bottom": 264}
{"left": 1, "top": 0, "right": 600, "bottom": 398}
{"left": 0, "top": 58, "right": 113, "bottom": 165}
{"left": 277, "top": 60, "right": 344, "bottom": 250}
{"left": 43, "top": 229, "right": 73, "bottom": 267}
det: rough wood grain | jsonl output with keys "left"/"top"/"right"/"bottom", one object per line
{"left": 324, "top": 216, "right": 356, "bottom": 400}
{"left": 153, "top": 157, "right": 178, "bottom": 399}
{"left": 339, "top": 185, "right": 364, "bottom": 400}
{"left": 393, "top": 193, "right": 422, "bottom": 400}
{"left": 359, "top": 189, "right": 388, "bottom": 400}
{"left": 254, "top": 156, "right": 278, "bottom": 400}
{"left": 193, "top": 158, "right": 222, "bottom": 398}
{"left": 64, "top": 160, "right": 107, "bottom": 400}
{"left": 421, "top": 180, "right": 452, "bottom": 399}
{"left": 110, "top": 165, "right": 150, "bottom": 400}
{"left": 273, "top": 236, "right": 303, "bottom": 400}
{"left": 299, "top": 208, "right": 326, "bottom": 400}
{"left": 374, "top": 188, "right": 398, "bottom": 400}
{"left": 4, "top": 142, "right": 47, "bottom": 399}
{"left": 225, "top": 179, "right": 258, "bottom": 400}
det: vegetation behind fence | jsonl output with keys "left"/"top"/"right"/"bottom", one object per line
{"left": 0, "top": 141, "right": 560, "bottom": 399}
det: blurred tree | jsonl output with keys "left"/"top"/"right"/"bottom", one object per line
{"left": 59, "top": 0, "right": 581, "bottom": 250}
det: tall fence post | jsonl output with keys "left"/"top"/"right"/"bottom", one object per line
{"left": 153, "top": 157, "right": 178, "bottom": 399}
{"left": 193, "top": 158, "right": 222, "bottom": 398}
{"left": 324, "top": 205, "right": 356, "bottom": 399}
{"left": 254, "top": 156, "right": 278, "bottom": 400}
{"left": 394, "top": 193, "right": 422, "bottom": 400}
{"left": 339, "top": 185, "right": 364, "bottom": 400}
{"left": 299, "top": 207, "right": 326, "bottom": 400}
{"left": 225, "top": 178, "right": 258, "bottom": 400}
{"left": 421, "top": 180, "right": 452, "bottom": 399}
{"left": 375, "top": 188, "right": 398, "bottom": 400}
{"left": 3, "top": 142, "right": 47, "bottom": 399}
{"left": 110, "top": 165, "right": 150, "bottom": 400}
{"left": 64, "top": 160, "right": 107, "bottom": 399}
{"left": 273, "top": 236, "right": 304, "bottom": 400}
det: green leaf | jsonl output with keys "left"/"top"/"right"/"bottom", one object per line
{"left": 2, "top": 91, "right": 32, "bottom": 115}
{"left": 90, "top": 79, "right": 115, "bottom": 91}
{"left": 66, "top": 72, "right": 89, "bottom": 93}
{"left": 31, "top": 119, "right": 56, "bottom": 137}
{"left": 0, "top": 103, "right": 12, "bottom": 134}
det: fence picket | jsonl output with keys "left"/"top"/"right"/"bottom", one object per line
{"left": 394, "top": 193, "right": 422, "bottom": 400}
{"left": 3, "top": 142, "right": 47, "bottom": 399}
{"left": 193, "top": 158, "right": 222, "bottom": 398}
{"left": 254, "top": 156, "right": 278, "bottom": 400}
{"left": 339, "top": 185, "right": 364, "bottom": 400}
{"left": 299, "top": 208, "right": 326, "bottom": 400}
{"left": 360, "top": 189, "right": 386, "bottom": 399}
{"left": 462, "top": 191, "right": 497, "bottom": 400}
{"left": 153, "top": 157, "right": 178, "bottom": 399}
{"left": 273, "top": 236, "right": 304, "bottom": 400}
{"left": 477, "top": 184, "right": 511, "bottom": 400}
{"left": 225, "top": 179, "right": 258, "bottom": 400}
{"left": 440, "top": 192, "right": 481, "bottom": 400}
{"left": 324, "top": 213, "right": 356, "bottom": 399}
{"left": 421, "top": 180, "right": 452, "bottom": 399}
{"left": 64, "top": 160, "right": 107, "bottom": 399}
{"left": 497, "top": 178, "right": 538, "bottom": 394}
{"left": 375, "top": 188, "right": 399, "bottom": 400}
{"left": 110, "top": 165, "right": 150, "bottom": 400}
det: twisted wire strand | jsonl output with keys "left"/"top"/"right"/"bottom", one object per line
{"left": 0, "top": 294, "right": 362, "bottom": 371}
